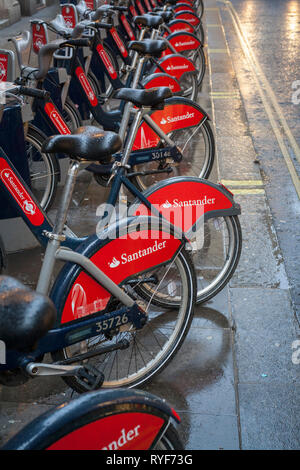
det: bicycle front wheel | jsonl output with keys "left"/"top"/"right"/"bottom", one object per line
{"left": 52, "top": 247, "right": 196, "bottom": 391}
{"left": 25, "top": 124, "right": 59, "bottom": 211}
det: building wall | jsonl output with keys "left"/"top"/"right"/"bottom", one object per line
{"left": 0, "top": 0, "right": 58, "bottom": 29}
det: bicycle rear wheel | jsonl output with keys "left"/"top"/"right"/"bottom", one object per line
{"left": 52, "top": 247, "right": 196, "bottom": 392}
{"left": 154, "top": 424, "right": 184, "bottom": 450}
{"left": 132, "top": 119, "right": 215, "bottom": 191}
{"left": 191, "top": 215, "right": 242, "bottom": 303}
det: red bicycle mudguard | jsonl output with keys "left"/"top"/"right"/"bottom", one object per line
{"left": 165, "top": 20, "right": 196, "bottom": 35}
{"left": 142, "top": 72, "right": 182, "bottom": 94}
{"left": 152, "top": 53, "right": 196, "bottom": 80}
{"left": 5, "top": 388, "right": 179, "bottom": 450}
{"left": 48, "top": 412, "right": 165, "bottom": 450}
{"left": 163, "top": 32, "right": 202, "bottom": 56}
{"left": 174, "top": 4, "right": 195, "bottom": 13}
{"left": 175, "top": 11, "right": 201, "bottom": 27}
{"left": 53, "top": 217, "right": 184, "bottom": 324}
{"left": 129, "top": 177, "right": 241, "bottom": 237}
{"left": 132, "top": 96, "right": 207, "bottom": 150}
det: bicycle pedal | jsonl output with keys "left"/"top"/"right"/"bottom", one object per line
{"left": 76, "top": 365, "right": 104, "bottom": 391}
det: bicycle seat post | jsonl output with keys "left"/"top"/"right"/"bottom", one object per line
{"left": 36, "top": 160, "right": 81, "bottom": 295}
{"left": 118, "top": 54, "right": 146, "bottom": 142}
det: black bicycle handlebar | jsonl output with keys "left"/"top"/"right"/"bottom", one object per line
{"left": 61, "top": 38, "right": 92, "bottom": 48}
{"left": 16, "top": 85, "right": 50, "bottom": 100}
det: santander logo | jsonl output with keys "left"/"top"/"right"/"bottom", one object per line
{"left": 166, "top": 64, "right": 189, "bottom": 71}
{"left": 97, "top": 45, "right": 117, "bottom": 79}
{"left": 45, "top": 104, "right": 71, "bottom": 135}
{"left": 160, "top": 111, "right": 195, "bottom": 125}
{"left": 0, "top": 163, "right": 44, "bottom": 226}
{"left": 108, "top": 240, "right": 167, "bottom": 268}
{"left": 162, "top": 196, "right": 216, "bottom": 208}
{"left": 108, "top": 257, "right": 120, "bottom": 268}
{"left": 174, "top": 40, "right": 196, "bottom": 48}
{"left": 110, "top": 28, "right": 128, "bottom": 57}
{"left": 75, "top": 67, "right": 98, "bottom": 107}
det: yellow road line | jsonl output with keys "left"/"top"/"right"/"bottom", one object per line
{"left": 221, "top": 180, "right": 263, "bottom": 186}
{"left": 210, "top": 92, "right": 240, "bottom": 96}
{"left": 221, "top": 0, "right": 300, "bottom": 199}
{"left": 208, "top": 48, "right": 228, "bottom": 53}
{"left": 231, "top": 189, "right": 265, "bottom": 195}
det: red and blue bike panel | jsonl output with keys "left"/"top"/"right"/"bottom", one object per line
{"left": 31, "top": 21, "right": 49, "bottom": 54}
{"left": 133, "top": 97, "right": 206, "bottom": 150}
{"left": 0, "top": 49, "right": 15, "bottom": 82}
{"left": 0, "top": 147, "right": 53, "bottom": 242}
{"left": 174, "top": 4, "right": 196, "bottom": 13}
{"left": 152, "top": 54, "right": 197, "bottom": 81}
{"left": 162, "top": 32, "right": 202, "bottom": 56}
{"left": 175, "top": 11, "right": 201, "bottom": 27}
{"left": 51, "top": 218, "right": 184, "bottom": 324}
{"left": 61, "top": 3, "right": 78, "bottom": 29}
{"left": 129, "top": 177, "right": 241, "bottom": 237}
{"left": 165, "top": 20, "right": 196, "bottom": 35}
{"left": 142, "top": 73, "right": 182, "bottom": 94}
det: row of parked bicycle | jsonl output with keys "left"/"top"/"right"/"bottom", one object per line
{"left": 0, "top": 0, "right": 242, "bottom": 450}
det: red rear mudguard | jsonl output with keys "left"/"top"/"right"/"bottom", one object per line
{"left": 164, "top": 19, "right": 196, "bottom": 35}
{"left": 129, "top": 177, "right": 241, "bottom": 239}
{"left": 132, "top": 96, "right": 208, "bottom": 150}
{"left": 163, "top": 32, "right": 202, "bottom": 56}
{"left": 50, "top": 217, "right": 185, "bottom": 325}
{"left": 142, "top": 72, "right": 182, "bottom": 94}
{"left": 175, "top": 11, "right": 201, "bottom": 27}
{"left": 151, "top": 53, "right": 196, "bottom": 81}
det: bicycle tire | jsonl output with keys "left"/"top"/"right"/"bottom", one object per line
{"left": 182, "top": 46, "right": 206, "bottom": 87}
{"left": 179, "top": 71, "right": 198, "bottom": 101}
{"left": 25, "top": 124, "right": 60, "bottom": 211}
{"left": 62, "top": 97, "right": 82, "bottom": 132}
{"left": 192, "top": 214, "right": 242, "bottom": 304}
{"left": 52, "top": 246, "right": 196, "bottom": 392}
{"left": 154, "top": 424, "right": 184, "bottom": 450}
{"left": 132, "top": 118, "right": 215, "bottom": 192}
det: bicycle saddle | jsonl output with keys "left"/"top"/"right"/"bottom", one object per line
{"left": 134, "top": 14, "right": 164, "bottom": 29}
{"left": 113, "top": 87, "right": 172, "bottom": 108}
{"left": 151, "top": 10, "right": 174, "bottom": 22}
{"left": 0, "top": 276, "right": 56, "bottom": 351}
{"left": 41, "top": 126, "right": 122, "bottom": 162}
{"left": 128, "top": 39, "right": 167, "bottom": 57}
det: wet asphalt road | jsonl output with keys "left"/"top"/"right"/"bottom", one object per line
{"left": 0, "top": 0, "right": 299, "bottom": 450}
{"left": 229, "top": 0, "right": 300, "bottom": 338}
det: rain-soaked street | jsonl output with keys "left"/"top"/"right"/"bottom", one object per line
{"left": 0, "top": 0, "right": 299, "bottom": 451}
